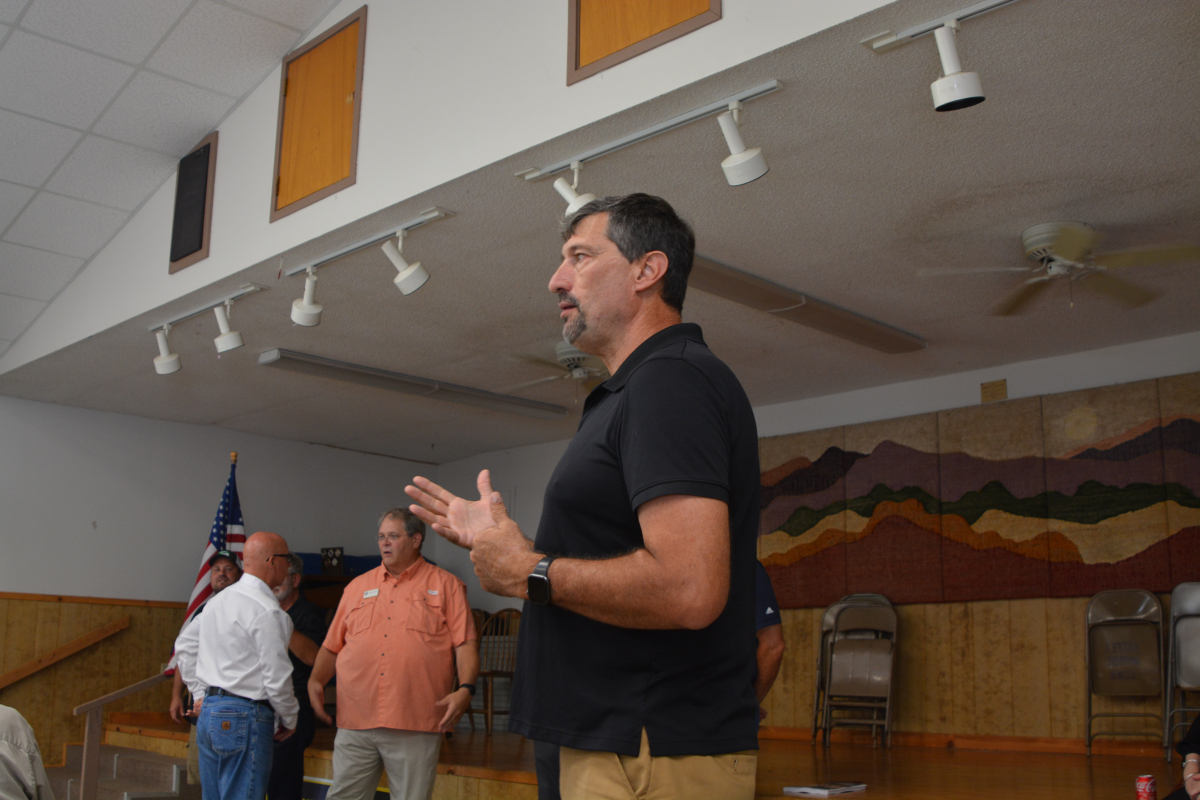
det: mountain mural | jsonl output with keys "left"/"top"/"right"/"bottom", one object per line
{"left": 759, "top": 374, "right": 1200, "bottom": 608}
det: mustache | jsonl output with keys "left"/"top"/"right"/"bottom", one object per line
{"left": 557, "top": 292, "right": 580, "bottom": 307}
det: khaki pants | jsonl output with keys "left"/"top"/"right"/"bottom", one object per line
{"left": 559, "top": 729, "right": 756, "bottom": 800}
{"left": 186, "top": 724, "right": 200, "bottom": 785}
{"left": 326, "top": 727, "right": 442, "bottom": 800}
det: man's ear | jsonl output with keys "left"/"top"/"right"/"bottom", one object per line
{"left": 633, "top": 251, "right": 669, "bottom": 294}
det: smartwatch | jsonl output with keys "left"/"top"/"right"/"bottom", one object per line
{"left": 459, "top": 683, "right": 476, "bottom": 697}
{"left": 527, "top": 555, "right": 557, "bottom": 605}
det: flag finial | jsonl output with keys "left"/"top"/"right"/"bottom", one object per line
{"left": 230, "top": 451, "right": 238, "bottom": 464}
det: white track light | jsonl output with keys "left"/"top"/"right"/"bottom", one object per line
{"left": 291, "top": 267, "right": 323, "bottom": 326}
{"left": 153, "top": 326, "right": 181, "bottom": 375}
{"left": 716, "top": 102, "right": 769, "bottom": 186}
{"left": 931, "top": 22, "right": 984, "bottom": 111}
{"left": 553, "top": 162, "right": 596, "bottom": 216}
{"left": 213, "top": 300, "right": 243, "bottom": 353}
{"left": 382, "top": 231, "right": 429, "bottom": 295}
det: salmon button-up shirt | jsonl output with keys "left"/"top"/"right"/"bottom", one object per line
{"left": 324, "top": 559, "right": 474, "bottom": 733}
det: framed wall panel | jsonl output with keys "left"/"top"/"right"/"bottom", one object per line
{"left": 168, "top": 132, "right": 217, "bottom": 273}
{"left": 270, "top": 6, "right": 367, "bottom": 222}
{"left": 567, "top": 0, "right": 720, "bottom": 85}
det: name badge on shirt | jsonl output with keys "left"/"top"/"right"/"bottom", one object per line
{"left": 363, "top": 589, "right": 379, "bottom": 599}
{"left": 427, "top": 590, "right": 438, "bottom": 596}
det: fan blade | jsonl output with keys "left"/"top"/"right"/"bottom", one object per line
{"left": 1050, "top": 225, "right": 1095, "bottom": 263}
{"left": 918, "top": 266, "right": 1033, "bottom": 277}
{"left": 502, "top": 374, "right": 567, "bottom": 393}
{"left": 1077, "top": 271, "right": 1157, "bottom": 307}
{"left": 993, "top": 278, "right": 1052, "bottom": 316}
{"left": 512, "top": 354, "right": 566, "bottom": 372}
{"left": 1092, "top": 244, "right": 1200, "bottom": 270}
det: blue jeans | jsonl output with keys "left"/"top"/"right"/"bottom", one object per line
{"left": 197, "top": 694, "right": 276, "bottom": 800}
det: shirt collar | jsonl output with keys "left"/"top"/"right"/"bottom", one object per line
{"left": 236, "top": 572, "right": 279, "bottom": 606}
{"left": 598, "top": 323, "right": 706, "bottom": 394}
{"left": 380, "top": 556, "right": 427, "bottom": 584}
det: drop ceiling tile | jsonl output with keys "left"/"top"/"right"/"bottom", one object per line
{"left": 0, "top": 293, "right": 44, "bottom": 340}
{"left": 0, "top": 109, "right": 81, "bottom": 186}
{"left": 4, "top": 193, "right": 127, "bottom": 258}
{"left": 0, "top": 180, "right": 34, "bottom": 231}
{"left": 0, "top": 31, "right": 134, "bottom": 128}
{"left": 0, "top": 0, "right": 22, "bottom": 23}
{"left": 21, "top": 0, "right": 191, "bottom": 63}
{"left": 0, "top": 339, "right": 10, "bottom": 358}
{"left": 147, "top": 1, "right": 297, "bottom": 97}
{"left": 0, "top": 241, "right": 82, "bottom": 300}
{"left": 47, "top": 136, "right": 176, "bottom": 211}
{"left": 225, "top": 0, "right": 337, "bottom": 31}
{"left": 94, "top": 72, "right": 233, "bottom": 156}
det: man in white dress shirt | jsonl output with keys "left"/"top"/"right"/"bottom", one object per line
{"left": 192, "top": 531, "right": 299, "bottom": 800}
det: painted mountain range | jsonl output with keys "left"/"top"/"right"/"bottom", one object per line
{"left": 760, "top": 403, "right": 1200, "bottom": 608}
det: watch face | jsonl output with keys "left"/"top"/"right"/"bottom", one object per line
{"left": 528, "top": 574, "right": 551, "bottom": 605}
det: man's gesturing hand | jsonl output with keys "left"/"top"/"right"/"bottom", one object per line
{"left": 435, "top": 687, "right": 473, "bottom": 732}
{"left": 406, "top": 470, "right": 506, "bottom": 550}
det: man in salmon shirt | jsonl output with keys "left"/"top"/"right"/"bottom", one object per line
{"left": 308, "top": 508, "right": 478, "bottom": 800}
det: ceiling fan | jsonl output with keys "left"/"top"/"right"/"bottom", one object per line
{"left": 919, "top": 222, "right": 1200, "bottom": 316}
{"left": 504, "top": 341, "right": 608, "bottom": 395}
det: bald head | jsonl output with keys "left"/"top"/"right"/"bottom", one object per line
{"left": 243, "top": 531, "right": 290, "bottom": 590}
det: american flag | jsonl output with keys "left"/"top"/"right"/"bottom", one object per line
{"left": 183, "top": 461, "right": 245, "bottom": 624}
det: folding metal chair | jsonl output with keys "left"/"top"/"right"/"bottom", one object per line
{"left": 1167, "top": 583, "right": 1200, "bottom": 761}
{"left": 811, "top": 595, "right": 894, "bottom": 744}
{"left": 822, "top": 604, "right": 897, "bottom": 748}
{"left": 477, "top": 608, "right": 521, "bottom": 735}
{"left": 465, "top": 608, "right": 490, "bottom": 731}
{"left": 839, "top": 593, "right": 893, "bottom": 607}
{"left": 1085, "top": 589, "right": 1164, "bottom": 756}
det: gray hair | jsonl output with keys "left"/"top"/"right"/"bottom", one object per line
{"left": 378, "top": 507, "right": 426, "bottom": 550}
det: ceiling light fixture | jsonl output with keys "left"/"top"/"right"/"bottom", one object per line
{"left": 862, "top": 0, "right": 1027, "bottom": 110}
{"left": 517, "top": 80, "right": 780, "bottom": 183}
{"left": 552, "top": 162, "right": 597, "bottom": 216}
{"left": 258, "top": 348, "right": 568, "bottom": 420}
{"left": 291, "top": 267, "right": 322, "bottom": 326}
{"left": 148, "top": 284, "right": 263, "bottom": 371}
{"left": 282, "top": 207, "right": 451, "bottom": 302}
{"left": 690, "top": 256, "right": 926, "bottom": 354}
{"left": 381, "top": 230, "right": 429, "bottom": 295}
{"left": 153, "top": 324, "right": 181, "bottom": 375}
{"left": 716, "top": 101, "right": 769, "bottom": 186}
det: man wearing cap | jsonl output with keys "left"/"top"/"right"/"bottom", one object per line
{"left": 307, "top": 508, "right": 478, "bottom": 800}
{"left": 268, "top": 553, "right": 328, "bottom": 800}
{"left": 192, "top": 531, "right": 299, "bottom": 800}
{"left": 171, "top": 549, "right": 241, "bottom": 786}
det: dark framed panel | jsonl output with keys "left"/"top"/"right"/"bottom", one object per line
{"left": 169, "top": 132, "right": 218, "bottom": 273}
{"left": 567, "top": 0, "right": 721, "bottom": 86}
{"left": 270, "top": 6, "right": 367, "bottom": 222}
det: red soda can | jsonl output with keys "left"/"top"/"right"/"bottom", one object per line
{"left": 1135, "top": 774, "right": 1156, "bottom": 800}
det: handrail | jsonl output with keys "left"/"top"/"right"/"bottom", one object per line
{"left": 72, "top": 671, "right": 170, "bottom": 800}
{"left": 0, "top": 615, "right": 130, "bottom": 691}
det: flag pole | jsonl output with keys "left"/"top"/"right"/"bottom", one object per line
{"left": 231, "top": 451, "right": 238, "bottom": 464}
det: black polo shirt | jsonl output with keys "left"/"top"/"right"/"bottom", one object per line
{"left": 285, "top": 592, "right": 328, "bottom": 706}
{"left": 508, "top": 323, "right": 761, "bottom": 757}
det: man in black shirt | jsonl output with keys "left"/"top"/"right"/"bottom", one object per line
{"left": 408, "top": 194, "right": 761, "bottom": 800}
{"left": 269, "top": 553, "right": 328, "bottom": 800}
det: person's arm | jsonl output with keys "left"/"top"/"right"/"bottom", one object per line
{"left": 307, "top": 647, "right": 337, "bottom": 725}
{"left": 1185, "top": 752, "right": 1200, "bottom": 799}
{"left": 755, "top": 623, "right": 785, "bottom": 703}
{"left": 250, "top": 610, "right": 298, "bottom": 736}
{"left": 288, "top": 630, "right": 320, "bottom": 666}
{"left": 436, "top": 640, "right": 479, "bottom": 732}
{"left": 408, "top": 472, "right": 731, "bottom": 630}
{"left": 169, "top": 670, "right": 187, "bottom": 724}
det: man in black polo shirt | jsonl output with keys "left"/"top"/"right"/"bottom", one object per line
{"left": 407, "top": 193, "right": 760, "bottom": 800}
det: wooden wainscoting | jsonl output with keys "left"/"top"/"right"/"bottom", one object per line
{"left": 0, "top": 592, "right": 185, "bottom": 763}
{"left": 762, "top": 597, "right": 1168, "bottom": 744}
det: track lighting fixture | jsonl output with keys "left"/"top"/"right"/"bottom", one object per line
{"left": 381, "top": 230, "right": 430, "bottom": 295}
{"left": 930, "top": 21, "right": 983, "bottom": 111}
{"left": 716, "top": 101, "right": 769, "bottom": 186}
{"left": 213, "top": 300, "right": 243, "bottom": 353}
{"left": 153, "top": 325, "right": 181, "bottom": 375}
{"left": 552, "top": 162, "right": 597, "bottom": 216}
{"left": 291, "top": 267, "right": 323, "bottom": 326}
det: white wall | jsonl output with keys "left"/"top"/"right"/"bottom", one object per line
{"left": 0, "top": 0, "right": 894, "bottom": 374}
{"left": 0, "top": 395, "right": 441, "bottom": 602}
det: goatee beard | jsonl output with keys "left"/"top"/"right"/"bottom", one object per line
{"left": 559, "top": 293, "right": 586, "bottom": 344}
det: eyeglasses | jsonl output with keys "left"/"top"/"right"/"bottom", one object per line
{"left": 376, "top": 533, "right": 411, "bottom": 544}
{"left": 266, "top": 554, "right": 290, "bottom": 564}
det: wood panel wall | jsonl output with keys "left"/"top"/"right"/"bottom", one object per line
{"left": 762, "top": 596, "right": 1168, "bottom": 742}
{"left": 0, "top": 593, "right": 185, "bottom": 764}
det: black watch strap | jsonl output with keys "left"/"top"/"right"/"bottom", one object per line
{"left": 527, "top": 555, "right": 556, "bottom": 606}
{"left": 459, "top": 683, "right": 476, "bottom": 697}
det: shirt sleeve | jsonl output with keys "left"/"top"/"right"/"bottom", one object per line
{"left": 443, "top": 577, "right": 474, "bottom": 648}
{"left": 174, "top": 616, "right": 205, "bottom": 701}
{"left": 293, "top": 599, "right": 329, "bottom": 646}
{"left": 619, "top": 358, "right": 731, "bottom": 511}
{"left": 755, "top": 561, "right": 782, "bottom": 631}
{"left": 248, "top": 608, "right": 299, "bottom": 730}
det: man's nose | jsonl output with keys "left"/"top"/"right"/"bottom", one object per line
{"left": 548, "top": 262, "right": 570, "bottom": 293}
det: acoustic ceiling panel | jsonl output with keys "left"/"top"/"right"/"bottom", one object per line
{"left": 0, "top": 31, "right": 133, "bottom": 128}
{"left": 47, "top": 136, "right": 177, "bottom": 211}
{"left": 0, "top": 293, "right": 44, "bottom": 340}
{"left": 147, "top": 0, "right": 298, "bottom": 98}
{"left": 20, "top": 0, "right": 191, "bottom": 63}
{"left": 4, "top": 193, "right": 127, "bottom": 258}
{"left": 0, "top": 1, "right": 20, "bottom": 23}
{"left": 0, "top": 109, "right": 81, "bottom": 186}
{"left": 227, "top": 0, "right": 340, "bottom": 32}
{"left": 94, "top": 72, "right": 235, "bottom": 156}
{"left": 0, "top": 242, "right": 83, "bottom": 301}
{"left": 0, "top": 181, "right": 33, "bottom": 231}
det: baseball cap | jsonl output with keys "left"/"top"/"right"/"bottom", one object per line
{"left": 209, "top": 549, "right": 240, "bottom": 568}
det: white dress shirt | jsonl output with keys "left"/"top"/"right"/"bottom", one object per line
{"left": 173, "top": 609, "right": 202, "bottom": 700}
{"left": 194, "top": 573, "right": 299, "bottom": 730}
